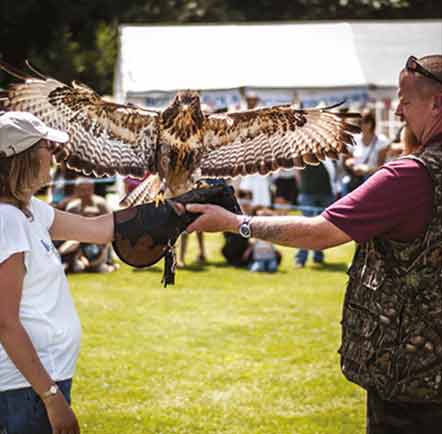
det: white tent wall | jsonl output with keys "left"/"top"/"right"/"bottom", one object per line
{"left": 352, "top": 21, "right": 442, "bottom": 87}
{"left": 115, "top": 20, "right": 442, "bottom": 137}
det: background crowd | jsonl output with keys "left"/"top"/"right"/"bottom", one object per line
{"left": 38, "top": 96, "right": 415, "bottom": 277}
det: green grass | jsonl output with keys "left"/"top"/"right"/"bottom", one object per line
{"left": 69, "top": 235, "right": 365, "bottom": 434}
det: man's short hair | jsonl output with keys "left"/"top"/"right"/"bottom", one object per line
{"left": 417, "top": 55, "right": 442, "bottom": 95}
{"left": 419, "top": 55, "right": 442, "bottom": 81}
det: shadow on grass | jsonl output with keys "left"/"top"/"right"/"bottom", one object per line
{"left": 131, "top": 261, "right": 252, "bottom": 274}
{"left": 309, "top": 262, "right": 349, "bottom": 273}
{"left": 207, "top": 260, "right": 289, "bottom": 274}
{"left": 128, "top": 260, "right": 345, "bottom": 275}
{"left": 209, "top": 260, "right": 245, "bottom": 269}
{"left": 179, "top": 263, "right": 208, "bottom": 272}
{"left": 132, "top": 265, "right": 162, "bottom": 273}
{"left": 131, "top": 259, "right": 210, "bottom": 273}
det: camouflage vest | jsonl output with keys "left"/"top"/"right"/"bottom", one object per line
{"left": 340, "top": 142, "right": 442, "bottom": 402}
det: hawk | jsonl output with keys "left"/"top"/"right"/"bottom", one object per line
{"left": 0, "top": 62, "right": 360, "bottom": 206}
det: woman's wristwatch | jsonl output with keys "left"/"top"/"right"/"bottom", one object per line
{"left": 42, "top": 383, "right": 59, "bottom": 401}
{"left": 239, "top": 216, "right": 253, "bottom": 238}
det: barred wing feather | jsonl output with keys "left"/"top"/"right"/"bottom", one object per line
{"left": 201, "top": 105, "right": 360, "bottom": 177}
{"left": 0, "top": 62, "right": 159, "bottom": 178}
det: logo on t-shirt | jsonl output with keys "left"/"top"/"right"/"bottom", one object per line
{"left": 40, "top": 239, "right": 51, "bottom": 252}
{"left": 40, "top": 239, "right": 58, "bottom": 255}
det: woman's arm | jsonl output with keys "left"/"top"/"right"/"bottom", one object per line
{"left": 50, "top": 209, "right": 114, "bottom": 244}
{"left": 0, "top": 253, "right": 80, "bottom": 433}
{"left": 0, "top": 253, "right": 54, "bottom": 396}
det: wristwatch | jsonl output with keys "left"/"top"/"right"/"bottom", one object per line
{"left": 239, "top": 216, "right": 253, "bottom": 239}
{"left": 42, "top": 384, "right": 59, "bottom": 401}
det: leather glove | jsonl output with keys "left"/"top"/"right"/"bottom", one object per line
{"left": 113, "top": 180, "right": 242, "bottom": 284}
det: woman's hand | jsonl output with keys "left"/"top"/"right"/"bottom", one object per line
{"left": 45, "top": 393, "right": 80, "bottom": 434}
{"left": 185, "top": 204, "right": 242, "bottom": 234}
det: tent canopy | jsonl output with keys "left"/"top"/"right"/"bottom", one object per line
{"left": 115, "top": 20, "right": 442, "bottom": 98}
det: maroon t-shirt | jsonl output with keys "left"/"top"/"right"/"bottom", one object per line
{"left": 322, "top": 158, "right": 434, "bottom": 243}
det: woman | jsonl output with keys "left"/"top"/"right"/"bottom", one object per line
{"left": 343, "top": 109, "right": 389, "bottom": 193}
{"left": 0, "top": 112, "right": 114, "bottom": 434}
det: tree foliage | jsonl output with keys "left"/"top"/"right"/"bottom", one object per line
{"left": 1, "top": 0, "right": 440, "bottom": 94}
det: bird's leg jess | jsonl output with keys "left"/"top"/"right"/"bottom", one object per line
{"left": 154, "top": 179, "right": 167, "bottom": 207}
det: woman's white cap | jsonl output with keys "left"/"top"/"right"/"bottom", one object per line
{"left": 0, "top": 111, "right": 69, "bottom": 158}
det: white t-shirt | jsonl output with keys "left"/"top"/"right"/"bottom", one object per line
{"left": 240, "top": 175, "right": 272, "bottom": 207}
{"left": 352, "top": 133, "right": 389, "bottom": 171}
{"left": 0, "top": 198, "right": 81, "bottom": 391}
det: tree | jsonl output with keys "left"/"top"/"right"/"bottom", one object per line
{"left": 1, "top": 0, "right": 440, "bottom": 93}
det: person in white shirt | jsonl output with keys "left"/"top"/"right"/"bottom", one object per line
{"left": 0, "top": 112, "right": 115, "bottom": 434}
{"left": 343, "top": 109, "right": 389, "bottom": 193}
{"left": 239, "top": 174, "right": 272, "bottom": 208}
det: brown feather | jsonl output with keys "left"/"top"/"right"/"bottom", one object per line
{"left": 1, "top": 61, "right": 360, "bottom": 203}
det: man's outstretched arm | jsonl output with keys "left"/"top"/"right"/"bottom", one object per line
{"left": 186, "top": 204, "right": 351, "bottom": 250}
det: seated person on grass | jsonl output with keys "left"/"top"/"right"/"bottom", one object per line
{"left": 57, "top": 177, "right": 118, "bottom": 273}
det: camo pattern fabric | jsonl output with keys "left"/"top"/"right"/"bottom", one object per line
{"left": 339, "top": 142, "right": 442, "bottom": 403}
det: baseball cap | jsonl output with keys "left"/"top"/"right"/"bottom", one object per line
{"left": 0, "top": 111, "right": 69, "bottom": 158}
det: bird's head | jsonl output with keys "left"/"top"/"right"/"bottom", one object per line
{"left": 163, "top": 90, "right": 204, "bottom": 130}
{"left": 174, "top": 90, "right": 201, "bottom": 113}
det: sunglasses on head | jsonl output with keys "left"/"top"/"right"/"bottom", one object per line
{"left": 406, "top": 56, "right": 442, "bottom": 85}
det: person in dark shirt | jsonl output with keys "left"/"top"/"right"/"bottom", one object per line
{"left": 294, "top": 162, "right": 335, "bottom": 267}
{"left": 185, "top": 55, "right": 442, "bottom": 434}
{"left": 221, "top": 191, "right": 253, "bottom": 267}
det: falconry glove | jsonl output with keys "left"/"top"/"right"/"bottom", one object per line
{"left": 113, "top": 181, "right": 242, "bottom": 286}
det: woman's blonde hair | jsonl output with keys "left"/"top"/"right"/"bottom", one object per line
{"left": 0, "top": 141, "right": 42, "bottom": 214}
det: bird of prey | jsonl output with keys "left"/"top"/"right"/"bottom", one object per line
{"left": 0, "top": 61, "right": 360, "bottom": 206}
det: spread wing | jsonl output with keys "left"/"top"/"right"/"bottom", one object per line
{"left": 200, "top": 104, "right": 360, "bottom": 177}
{"left": 0, "top": 62, "right": 160, "bottom": 177}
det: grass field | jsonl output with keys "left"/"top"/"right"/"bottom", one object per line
{"left": 69, "top": 234, "right": 365, "bottom": 434}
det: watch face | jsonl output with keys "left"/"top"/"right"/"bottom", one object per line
{"left": 240, "top": 223, "right": 251, "bottom": 238}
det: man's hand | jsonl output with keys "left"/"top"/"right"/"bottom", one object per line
{"left": 45, "top": 393, "right": 80, "bottom": 434}
{"left": 186, "top": 204, "right": 242, "bottom": 234}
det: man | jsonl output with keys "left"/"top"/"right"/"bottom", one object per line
{"left": 186, "top": 55, "right": 442, "bottom": 433}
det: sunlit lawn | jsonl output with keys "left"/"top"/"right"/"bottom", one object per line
{"left": 69, "top": 234, "right": 364, "bottom": 434}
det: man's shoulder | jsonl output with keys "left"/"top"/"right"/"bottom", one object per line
{"left": 361, "top": 157, "right": 433, "bottom": 201}
{"left": 381, "top": 157, "right": 428, "bottom": 177}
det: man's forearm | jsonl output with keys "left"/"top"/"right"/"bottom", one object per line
{"left": 183, "top": 203, "right": 351, "bottom": 250}
{"left": 243, "top": 215, "right": 350, "bottom": 250}
{"left": 246, "top": 215, "right": 317, "bottom": 248}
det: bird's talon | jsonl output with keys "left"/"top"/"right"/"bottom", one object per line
{"left": 196, "top": 180, "right": 210, "bottom": 189}
{"left": 154, "top": 193, "right": 166, "bottom": 207}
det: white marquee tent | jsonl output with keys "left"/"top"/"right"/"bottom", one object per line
{"left": 115, "top": 20, "right": 442, "bottom": 110}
